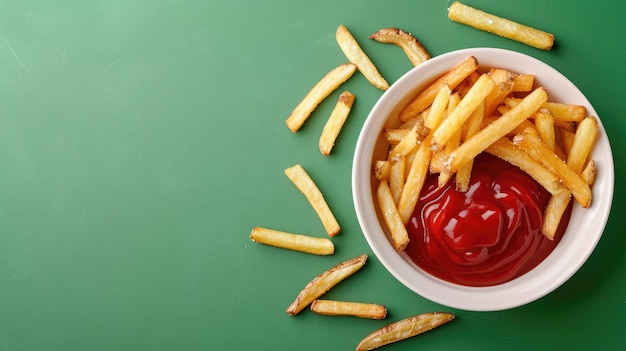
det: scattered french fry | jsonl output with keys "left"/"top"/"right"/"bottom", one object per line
{"left": 399, "top": 55, "right": 478, "bottom": 121}
{"left": 319, "top": 91, "right": 356, "bottom": 156}
{"left": 336, "top": 24, "right": 389, "bottom": 90}
{"left": 377, "top": 180, "right": 409, "bottom": 252}
{"left": 369, "top": 27, "right": 431, "bottom": 66}
{"left": 286, "top": 254, "right": 368, "bottom": 316}
{"left": 448, "top": 1, "right": 554, "bottom": 50}
{"left": 310, "top": 300, "right": 387, "bottom": 319}
{"left": 285, "top": 164, "right": 341, "bottom": 236}
{"left": 356, "top": 312, "right": 455, "bottom": 351}
{"left": 286, "top": 63, "right": 357, "bottom": 132}
{"left": 250, "top": 227, "right": 335, "bottom": 255}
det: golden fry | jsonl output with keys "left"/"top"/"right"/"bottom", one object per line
{"left": 534, "top": 108, "right": 556, "bottom": 151}
{"left": 310, "top": 300, "right": 387, "bottom": 319}
{"left": 249, "top": 227, "right": 334, "bottom": 255}
{"left": 374, "top": 160, "right": 391, "bottom": 181}
{"left": 431, "top": 73, "right": 495, "bottom": 151}
{"left": 286, "top": 63, "right": 356, "bottom": 132}
{"left": 398, "top": 134, "right": 433, "bottom": 224}
{"left": 369, "top": 27, "right": 431, "bottom": 66}
{"left": 513, "top": 129, "right": 591, "bottom": 208}
{"left": 448, "top": 1, "right": 554, "bottom": 50}
{"left": 445, "top": 87, "right": 548, "bottom": 174}
{"left": 319, "top": 91, "right": 356, "bottom": 156}
{"left": 399, "top": 55, "right": 478, "bottom": 121}
{"left": 486, "top": 138, "right": 564, "bottom": 196}
{"left": 285, "top": 164, "right": 340, "bottom": 236}
{"left": 377, "top": 180, "right": 410, "bottom": 252}
{"left": 541, "top": 116, "right": 598, "bottom": 238}
{"left": 455, "top": 100, "right": 484, "bottom": 191}
{"left": 389, "top": 155, "right": 406, "bottom": 205}
{"left": 286, "top": 254, "right": 367, "bottom": 316}
{"left": 336, "top": 24, "right": 389, "bottom": 90}
{"left": 356, "top": 312, "right": 455, "bottom": 351}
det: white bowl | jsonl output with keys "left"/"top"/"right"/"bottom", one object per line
{"left": 352, "top": 48, "right": 614, "bottom": 311}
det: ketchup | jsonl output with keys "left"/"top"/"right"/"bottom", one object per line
{"left": 405, "top": 153, "right": 571, "bottom": 287}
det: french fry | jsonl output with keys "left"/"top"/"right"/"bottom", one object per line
{"left": 286, "top": 63, "right": 357, "bottom": 132}
{"left": 398, "top": 134, "right": 433, "bottom": 224}
{"left": 534, "top": 108, "right": 556, "bottom": 151}
{"left": 455, "top": 100, "right": 484, "bottom": 191}
{"left": 377, "top": 180, "right": 409, "bottom": 252}
{"left": 319, "top": 91, "right": 356, "bottom": 156}
{"left": 389, "top": 155, "right": 406, "bottom": 205}
{"left": 369, "top": 27, "right": 431, "bottom": 66}
{"left": 286, "top": 254, "right": 368, "bottom": 316}
{"left": 356, "top": 312, "right": 455, "bottom": 351}
{"left": 285, "top": 164, "right": 341, "bottom": 236}
{"left": 445, "top": 87, "right": 548, "bottom": 174}
{"left": 336, "top": 24, "right": 389, "bottom": 90}
{"left": 249, "top": 227, "right": 335, "bottom": 255}
{"left": 581, "top": 159, "right": 597, "bottom": 185}
{"left": 374, "top": 160, "right": 391, "bottom": 181}
{"left": 399, "top": 55, "right": 478, "bottom": 121}
{"left": 512, "top": 74, "right": 534, "bottom": 92}
{"left": 513, "top": 129, "right": 591, "bottom": 208}
{"left": 448, "top": 1, "right": 554, "bottom": 50}
{"left": 484, "top": 68, "right": 515, "bottom": 117}
{"left": 541, "top": 116, "right": 598, "bottom": 238}
{"left": 485, "top": 138, "right": 564, "bottom": 196}
{"left": 431, "top": 73, "right": 495, "bottom": 152}
{"left": 505, "top": 98, "right": 587, "bottom": 123}
{"left": 389, "top": 123, "right": 422, "bottom": 157}
{"left": 567, "top": 116, "right": 598, "bottom": 173}
{"left": 310, "top": 300, "right": 387, "bottom": 320}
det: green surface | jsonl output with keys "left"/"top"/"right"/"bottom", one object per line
{"left": 1, "top": 0, "right": 624, "bottom": 350}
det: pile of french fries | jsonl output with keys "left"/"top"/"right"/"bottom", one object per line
{"left": 375, "top": 55, "right": 598, "bottom": 252}
{"left": 249, "top": 3, "right": 584, "bottom": 349}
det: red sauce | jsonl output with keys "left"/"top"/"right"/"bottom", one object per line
{"left": 405, "top": 153, "right": 571, "bottom": 287}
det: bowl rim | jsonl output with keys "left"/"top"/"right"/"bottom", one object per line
{"left": 352, "top": 47, "right": 615, "bottom": 311}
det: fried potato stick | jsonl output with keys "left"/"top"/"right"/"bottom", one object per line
{"left": 285, "top": 164, "right": 340, "bottom": 236}
{"left": 448, "top": 1, "right": 554, "bottom": 50}
{"left": 356, "top": 312, "right": 455, "bottom": 351}
{"left": 541, "top": 116, "right": 598, "bottom": 238}
{"left": 399, "top": 56, "right": 478, "bottom": 121}
{"left": 310, "top": 300, "right": 387, "bottom": 319}
{"left": 369, "top": 27, "right": 431, "bottom": 66}
{"left": 319, "top": 91, "right": 356, "bottom": 156}
{"left": 336, "top": 24, "right": 389, "bottom": 90}
{"left": 249, "top": 227, "right": 334, "bottom": 255}
{"left": 431, "top": 73, "right": 495, "bottom": 152}
{"left": 377, "top": 180, "right": 409, "bottom": 252}
{"left": 485, "top": 138, "right": 564, "bottom": 196}
{"left": 513, "top": 128, "right": 592, "bottom": 208}
{"left": 286, "top": 63, "right": 357, "bottom": 132}
{"left": 286, "top": 254, "right": 367, "bottom": 316}
{"left": 445, "top": 87, "right": 547, "bottom": 174}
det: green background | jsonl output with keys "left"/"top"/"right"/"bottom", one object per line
{"left": 1, "top": 0, "right": 624, "bottom": 350}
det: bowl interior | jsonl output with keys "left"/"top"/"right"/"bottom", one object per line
{"left": 352, "top": 48, "right": 614, "bottom": 311}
